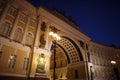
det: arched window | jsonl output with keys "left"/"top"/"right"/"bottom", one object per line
{"left": 14, "top": 28, "right": 22, "bottom": 42}
{"left": 0, "top": 22, "right": 11, "bottom": 37}
{"left": 25, "top": 32, "right": 33, "bottom": 45}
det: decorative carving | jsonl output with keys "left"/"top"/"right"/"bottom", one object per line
{"left": 36, "top": 54, "right": 46, "bottom": 73}
{"left": 49, "top": 26, "right": 58, "bottom": 33}
{"left": 79, "top": 40, "right": 84, "bottom": 49}
{"left": 41, "top": 22, "right": 46, "bottom": 31}
{"left": 39, "top": 33, "right": 46, "bottom": 48}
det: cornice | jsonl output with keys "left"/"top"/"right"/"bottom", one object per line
{"left": 38, "top": 7, "right": 91, "bottom": 42}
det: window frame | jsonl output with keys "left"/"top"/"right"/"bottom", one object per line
{"left": 29, "top": 19, "right": 36, "bottom": 28}
{"left": 19, "top": 13, "right": 27, "bottom": 23}
{"left": 14, "top": 27, "right": 23, "bottom": 42}
{"left": 25, "top": 32, "right": 33, "bottom": 46}
{"left": 22, "top": 57, "right": 29, "bottom": 70}
{"left": 0, "top": 21, "right": 11, "bottom": 37}
{"left": 8, "top": 54, "right": 17, "bottom": 69}
{"left": 7, "top": 6, "right": 17, "bottom": 18}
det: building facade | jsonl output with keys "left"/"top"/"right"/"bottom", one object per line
{"left": 0, "top": 0, "right": 120, "bottom": 80}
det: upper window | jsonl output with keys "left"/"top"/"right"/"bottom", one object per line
{"left": 19, "top": 13, "right": 27, "bottom": 23}
{"left": 0, "top": 0, "right": 7, "bottom": 14}
{"left": 8, "top": 6, "right": 17, "bottom": 17}
{"left": 29, "top": 19, "right": 36, "bottom": 28}
{"left": 25, "top": 32, "right": 33, "bottom": 46}
{"left": 14, "top": 28, "right": 22, "bottom": 42}
{"left": 0, "top": 22, "right": 11, "bottom": 37}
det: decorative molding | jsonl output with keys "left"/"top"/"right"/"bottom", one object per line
{"left": 34, "top": 47, "right": 50, "bottom": 56}
{"left": 0, "top": 37, "right": 30, "bottom": 52}
{"left": 0, "top": 73, "right": 26, "bottom": 77}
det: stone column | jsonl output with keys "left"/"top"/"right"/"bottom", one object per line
{"left": 34, "top": 15, "right": 41, "bottom": 47}
{"left": 9, "top": 10, "right": 20, "bottom": 40}
{"left": 21, "top": 16, "right": 30, "bottom": 44}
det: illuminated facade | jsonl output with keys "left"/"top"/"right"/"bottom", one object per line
{"left": 0, "top": 0, "right": 120, "bottom": 80}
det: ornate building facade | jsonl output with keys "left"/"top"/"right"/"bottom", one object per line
{"left": 0, "top": 0, "right": 120, "bottom": 80}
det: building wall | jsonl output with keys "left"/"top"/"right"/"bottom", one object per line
{"left": 88, "top": 42, "right": 120, "bottom": 80}
{"left": 0, "top": 0, "right": 120, "bottom": 80}
{"left": 0, "top": 0, "right": 50, "bottom": 79}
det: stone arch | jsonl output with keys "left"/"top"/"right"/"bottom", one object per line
{"left": 50, "top": 35, "right": 84, "bottom": 64}
{"left": 56, "top": 43, "right": 70, "bottom": 64}
{"left": 62, "top": 36, "right": 83, "bottom": 61}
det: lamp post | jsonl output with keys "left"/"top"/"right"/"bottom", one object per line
{"left": 49, "top": 31, "right": 61, "bottom": 80}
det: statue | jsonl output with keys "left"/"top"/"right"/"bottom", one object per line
{"left": 36, "top": 54, "right": 46, "bottom": 73}
{"left": 90, "top": 66, "right": 94, "bottom": 80}
{"left": 39, "top": 33, "right": 46, "bottom": 48}
{"left": 41, "top": 22, "right": 46, "bottom": 31}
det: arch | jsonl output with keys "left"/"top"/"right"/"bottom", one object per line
{"left": 56, "top": 43, "right": 70, "bottom": 64}
{"left": 62, "top": 36, "right": 83, "bottom": 61}
{"left": 50, "top": 35, "right": 84, "bottom": 64}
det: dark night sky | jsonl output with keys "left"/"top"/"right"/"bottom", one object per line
{"left": 28, "top": 0, "right": 120, "bottom": 47}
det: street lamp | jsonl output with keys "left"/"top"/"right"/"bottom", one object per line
{"left": 49, "top": 31, "right": 61, "bottom": 80}
{"left": 111, "top": 60, "right": 120, "bottom": 80}
{"left": 111, "top": 60, "right": 116, "bottom": 64}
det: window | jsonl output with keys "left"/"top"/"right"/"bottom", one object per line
{"left": 14, "top": 28, "right": 22, "bottom": 42}
{"left": 0, "top": 0, "right": 7, "bottom": 14}
{"left": 25, "top": 33, "right": 33, "bottom": 46}
{"left": 75, "top": 70, "right": 78, "bottom": 79}
{"left": 60, "top": 72, "right": 63, "bottom": 78}
{"left": 8, "top": 7, "right": 17, "bottom": 17}
{"left": 23, "top": 57, "right": 29, "bottom": 70}
{"left": 0, "top": 50, "right": 2, "bottom": 59}
{"left": 29, "top": 19, "right": 36, "bottom": 28}
{"left": 0, "top": 22, "right": 11, "bottom": 37}
{"left": 55, "top": 73, "right": 58, "bottom": 79}
{"left": 8, "top": 54, "right": 17, "bottom": 69}
{"left": 19, "top": 13, "right": 27, "bottom": 23}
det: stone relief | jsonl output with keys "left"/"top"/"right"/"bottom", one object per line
{"left": 36, "top": 54, "right": 46, "bottom": 73}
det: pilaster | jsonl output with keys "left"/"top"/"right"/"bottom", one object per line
{"left": 9, "top": 10, "right": 20, "bottom": 40}
{"left": 45, "top": 22, "right": 50, "bottom": 50}
{"left": 34, "top": 15, "right": 42, "bottom": 47}
{"left": 21, "top": 15, "right": 30, "bottom": 44}
{"left": 0, "top": 1, "right": 10, "bottom": 26}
